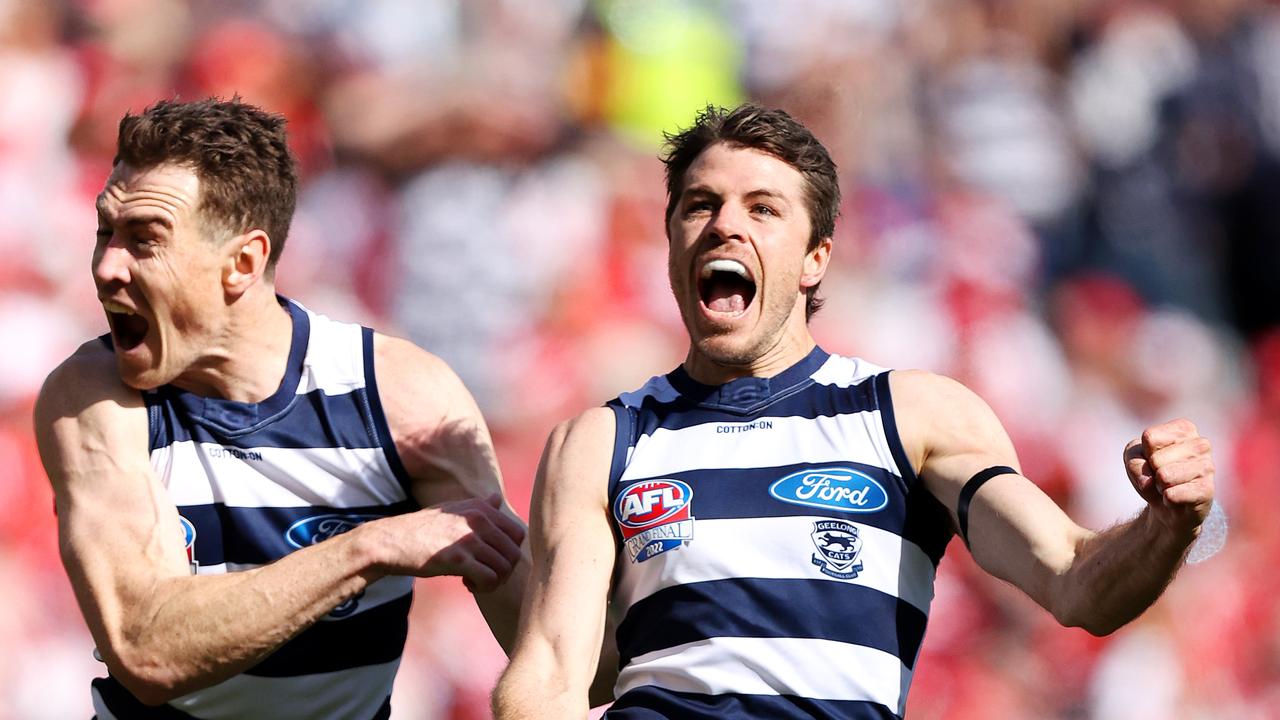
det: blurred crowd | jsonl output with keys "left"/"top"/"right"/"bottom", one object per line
{"left": 2, "top": 0, "right": 1278, "bottom": 717}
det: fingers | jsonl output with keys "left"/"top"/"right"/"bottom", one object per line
{"left": 1123, "top": 439, "right": 1154, "bottom": 495}
{"left": 452, "top": 542, "right": 510, "bottom": 593}
{"left": 488, "top": 498, "right": 528, "bottom": 547}
{"left": 1140, "top": 418, "right": 1199, "bottom": 453}
{"left": 1127, "top": 419, "right": 1216, "bottom": 528}
{"left": 415, "top": 495, "right": 527, "bottom": 590}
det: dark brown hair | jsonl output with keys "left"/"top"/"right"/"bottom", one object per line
{"left": 661, "top": 104, "right": 840, "bottom": 319}
{"left": 114, "top": 97, "right": 298, "bottom": 271}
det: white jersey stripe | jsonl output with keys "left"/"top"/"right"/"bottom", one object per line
{"left": 293, "top": 309, "right": 366, "bottom": 397}
{"left": 172, "top": 660, "right": 398, "bottom": 720}
{"left": 157, "top": 442, "right": 408, "bottom": 508}
{"left": 621, "top": 411, "right": 901, "bottom": 482}
{"left": 810, "top": 354, "right": 880, "bottom": 389}
{"left": 616, "top": 636, "right": 909, "bottom": 715}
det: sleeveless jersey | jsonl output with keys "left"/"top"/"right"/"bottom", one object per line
{"left": 90, "top": 298, "right": 417, "bottom": 720}
{"left": 603, "top": 347, "right": 953, "bottom": 720}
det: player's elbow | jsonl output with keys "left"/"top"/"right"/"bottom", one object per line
{"left": 1052, "top": 604, "right": 1126, "bottom": 637}
{"left": 106, "top": 646, "right": 190, "bottom": 706}
{"left": 493, "top": 661, "right": 581, "bottom": 719}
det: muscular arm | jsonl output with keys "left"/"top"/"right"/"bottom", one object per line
{"left": 38, "top": 344, "right": 381, "bottom": 704}
{"left": 493, "top": 407, "right": 618, "bottom": 719}
{"left": 891, "top": 370, "right": 1214, "bottom": 636}
{"left": 375, "top": 334, "right": 529, "bottom": 653}
{"left": 37, "top": 342, "right": 522, "bottom": 705}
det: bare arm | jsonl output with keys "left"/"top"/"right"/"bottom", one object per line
{"left": 493, "top": 407, "right": 618, "bottom": 719}
{"left": 375, "top": 334, "right": 529, "bottom": 653}
{"left": 891, "top": 370, "right": 1215, "bottom": 636}
{"left": 37, "top": 342, "right": 520, "bottom": 705}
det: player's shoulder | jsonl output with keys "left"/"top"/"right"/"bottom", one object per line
{"left": 371, "top": 331, "right": 470, "bottom": 403}
{"left": 544, "top": 406, "right": 616, "bottom": 469}
{"left": 887, "top": 368, "right": 982, "bottom": 411}
{"left": 369, "top": 332, "right": 488, "bottom": 450}
{"left": 372, "top": 331, "right": 452, "bottom": 379}
{"left": 34, "top": 340, "right": 149, "bottom": 488}
{"left": 887, "top": 368, "right": 1012, "bottom": 461}
{"left": 554, "top": 406, "right": 616, "bottom": 443}
{"left": 36, "top": 339, "right": 140, "bottom": 423}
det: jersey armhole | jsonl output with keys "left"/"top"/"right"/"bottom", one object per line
{"left": 361, "top": 326, "right": 416, "bottom": 502}
{"left": 604, "top": 400, "right": 633, "bottom": 551}
{"left": 873, "top": 370, "right": 922, "bottom": 491}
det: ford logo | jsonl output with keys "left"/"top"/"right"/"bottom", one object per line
{"left": 769, "top": 467, "right": 889, "bottom": 513}
{"left": 285, "top": 514, "right": 382, "bottom": 549}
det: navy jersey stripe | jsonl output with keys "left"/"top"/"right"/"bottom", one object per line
{"left": 362, "top": 326, "right": 414, "bottom": 496}
{"left": 150, "top": 386, "right": 380, "bottom": 450}
{"left": 246, "top": 592, "right": 412, "bottom": 677}
{"left": 606, "top": 686, "right": 899, "bottom": 720}
{"left": 180, "top": 500, "right": 418, "bottom": 567}
{"left": 624, "top": 376, "right": 880, "bottom": 436}
{"left": 614, "top": 464, "right": 951, "bottom": 565}
{"left": 615, "top": 578, "right": 927, "bottom": 671}
{"left": 94, "top": 677, "right": 201, "bottom": 718}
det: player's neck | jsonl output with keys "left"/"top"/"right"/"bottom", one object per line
{"left": 170, "top": 289, "right": 294, "bottom": 402}
{"left": 683, "top": 323, "right": 816, "bottom": 386}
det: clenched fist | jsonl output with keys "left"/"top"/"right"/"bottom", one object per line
{"left": 1124, "top": 418, "right": 1216, "bottom": 537}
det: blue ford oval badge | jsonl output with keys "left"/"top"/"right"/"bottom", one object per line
{"left": 285, "top": 514, "right": 382, "bottom": 549}
{"left": 768, "top": 467, "right": 889, "bottom": 513}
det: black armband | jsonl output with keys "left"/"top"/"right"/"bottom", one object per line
{"left": 957, "top": 465, "right": 1019, "bottom": 549}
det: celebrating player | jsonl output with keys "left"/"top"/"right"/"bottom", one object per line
{"left": 35, "top": 97, "right": 528, "bottom": 718}
{"left": 492, "top": 104, "right": 1216, "bottom": 719}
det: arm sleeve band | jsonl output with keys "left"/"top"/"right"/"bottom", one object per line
{"left": 957, "top": 465, "right": 1019, "bottom": 549}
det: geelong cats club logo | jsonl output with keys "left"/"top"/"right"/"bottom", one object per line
{"left": 614, "top": 480, "right": 695, "bottom": 563}
{"left": 811, "top": 519, "right": 864, "bottom": 579}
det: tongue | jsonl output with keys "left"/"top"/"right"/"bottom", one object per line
{"left": 706, "top": 279, "right": 748, "bottom": 314}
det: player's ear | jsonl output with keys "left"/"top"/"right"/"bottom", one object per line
{"left": 223, "top": 230, "right": 272, "bottom": 297}
{"left": 800, "top": 237, "right": 832, "bottom": 290}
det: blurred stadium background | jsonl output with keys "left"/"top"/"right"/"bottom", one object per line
{"left": 2, "top": 0, "right": 1279, "bottom": 717}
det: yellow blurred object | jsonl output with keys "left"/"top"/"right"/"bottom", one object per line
{"left": 596, "top": 0, "right": 744, "bottom": 148}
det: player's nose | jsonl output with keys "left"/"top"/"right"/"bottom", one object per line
{"left": 706, "top": 203, "right": 748, "bottom": 244}
{"left": 92, "top": 238, "right": 133, "bottom": 288}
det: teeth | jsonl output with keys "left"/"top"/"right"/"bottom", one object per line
{"left": 103, "top": 300, "right": 135, "bottom": 315}
{"left": 700, "top": 259, "right": 750, "bottom": 280}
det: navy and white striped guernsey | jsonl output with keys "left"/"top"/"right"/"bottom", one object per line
{"left": 91, "top": 298, "right": 416, "bottom": 720}
{"left": 603, "top": 347, "right": 953, "bottom": 719}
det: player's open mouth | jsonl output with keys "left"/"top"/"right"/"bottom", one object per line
{"left": 698, "top": 258, "right": 756, "bottom": 316}
{"left": 103, "top": 299, "right": 149, "bottom": 351}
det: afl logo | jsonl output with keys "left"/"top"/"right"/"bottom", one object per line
{"left": 616, "top": 479, "right": 693, "bottom": 529}
{"left": 614, "top": 480, "right": 695, "bottom": 563}
{"left": 178, "top": 515, "right": 198, "bottom": 573}
{"left": 285, "top": 514, "right": 381, "bottom": 549}
{"left": 769, "top": 467, "right": 889, "bottom": 513}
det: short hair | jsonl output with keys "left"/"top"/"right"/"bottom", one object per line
{"left": 661, "top": 104, "right": 840, "bottom": 319}
{"left": 114, "top": 97, "right": 298, "bottom": 271}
